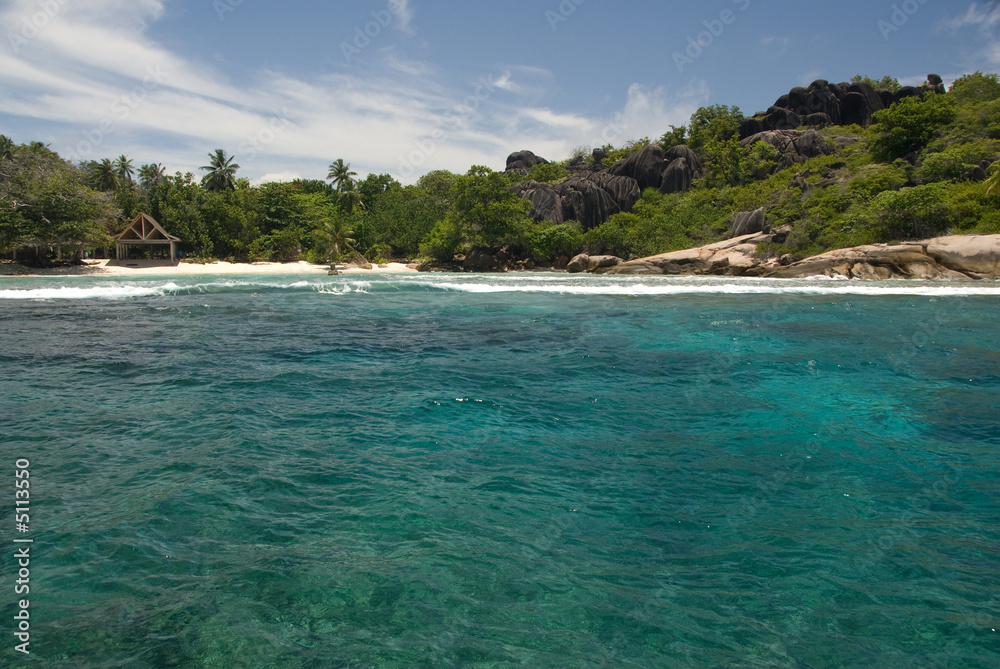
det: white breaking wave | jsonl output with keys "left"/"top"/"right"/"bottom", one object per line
{"left": 2, "top": 275, "right": 999, "bottom": 300}
{"left": 317, "top": 282, "right": 371, "bottom": 295}
{"left": 427, "top": 279, "right": 1000, "bottom": 297}
{"left": 0, "top": 283, "right": 183, "bottom": 300}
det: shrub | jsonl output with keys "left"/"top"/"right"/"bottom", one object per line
{"left": 870, "top": 93, "right": 958, "bottom": 162}
{"left": 917, "top": 140, "right": 1000, "bottom": 183}
{"left": 528, "top": 223, "right": 583, "bottom": 259}
{"left": 418, "top": 217, "right": 463, "bottom": 262}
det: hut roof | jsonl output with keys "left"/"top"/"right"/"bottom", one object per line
{"left": 115, "top": 213, "right": 180, "bottom": 243}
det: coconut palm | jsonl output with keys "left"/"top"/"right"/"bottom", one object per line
{"left": 339, "top": 186, "right": 366, "bottom": 215}
{"left": 327, "top": 159, "right": 357, "bottom": 192}
{"left": 0, "top": 135, "right": 13, "bottom": 162}
{"left": 114, "top": 155, "right": 134, "bottom": 183}
{"left": 200, "top": 149, "right": 240, "bottom": 192}
{"left": 88, "top": 158, "right": 120, "bottom": 192}
{"left": 138, "top": 163, "right": 167, "bottom": 189}
{"left": 314, "top": 215, "right": 356, "bottom": 262}
{"left": 986, "top": 160, "right": 1000, "bottom": 197}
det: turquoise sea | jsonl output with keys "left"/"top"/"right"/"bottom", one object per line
{"left": 2, "top": 272, "right": 1000, "bottom": 668}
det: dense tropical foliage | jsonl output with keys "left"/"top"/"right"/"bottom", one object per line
{"left": 2, "top": 71, "right": 999, "bottom": 267}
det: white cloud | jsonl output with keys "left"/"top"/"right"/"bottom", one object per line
{"left": 252, "top": 172, "right": 302, "bottom": 186}
{"left": 382, "top": 51, "right": 435, "bottom": 77}
{"left": 946, "top": 2, "right": 1000, "bottom": 66}
{"left": 0, "top": 1, "right": 712, "bottom": 184}
{"left": 492, "top": 72, "right": 516, "bottom": 92}
{"left": 948, "top": 2, "right": 1000, "bottom": 30}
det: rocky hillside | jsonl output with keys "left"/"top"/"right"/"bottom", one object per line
{"left": 494, "top": 71, "right": 999, "bottom": 274}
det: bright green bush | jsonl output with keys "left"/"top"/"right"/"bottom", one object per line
{"left": 528, "top": 223, "right": 583, "bottom": 259}
{"left": 848, "top": 163, "right": 908, "bottom": 201}
{"left": 418, "top": 217, "right": 463, "bottom": 262}
{"left": 525, "top": 162, "right": 571, "bottom": 185}
{"left": 917, "top": 140, "right": 1000, "bottom": 183}
{"left": 871, "top": 93, "right": 958, "bottom": 161}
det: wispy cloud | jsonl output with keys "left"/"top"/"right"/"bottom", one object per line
{"left": 948, "top": 2, "right": 1000, "bottom": 30}
{"left": 946, "top": 2, "right": 1000, "bottom": 65}
{"left": 0, "top": 0, "right": 710, "bottom": 184}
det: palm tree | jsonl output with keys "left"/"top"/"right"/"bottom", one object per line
{"left": 114, "top": 155, "right": 134, "bottom": 183}
{"left": 339, "top": 186, "right": 366, "bottom": 215}
{"left": 314, "top": 215, "right": 356, "bottom": 262}
{"left": 200, "top": 149, "right": 240, "bottom": 192}
{"left": 138, "top": 163, "right": 167, "bottom": 189}
{"left": 88, "top": 158, "right": 120, "bottom": 192}
{"left": 986, "top": 160, "right": 1000, "bottom": 197}
{"left": 0, "top": 135, "right": 13, "bottom": 162}
{"left": 327, "top": 159, "right": 357, "bottom": 192}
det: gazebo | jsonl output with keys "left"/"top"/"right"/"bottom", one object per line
{"left": 114, "top": 213, "right": 181, "bottom": 264}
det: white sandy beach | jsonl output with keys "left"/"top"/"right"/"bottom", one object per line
{"left": 0, "top": 259, "right": 419, "bottom": 277}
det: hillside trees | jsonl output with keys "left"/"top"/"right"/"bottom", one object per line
{"left": 870, "top": 93, "right": 958, "bottom": 161}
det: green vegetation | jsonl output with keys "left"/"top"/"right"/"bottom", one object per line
{"left": 584, "top": 71, "right": 1000, "bottom": 261}
{"left": 851, "top": 74, "right": 901, "bottom": 93}
{"left": 2, "top": 72, "right": 999, "bottom": 267}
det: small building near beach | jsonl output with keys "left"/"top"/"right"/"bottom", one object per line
{"left": 113, "top": 213, "right": 181, "bottom": 265}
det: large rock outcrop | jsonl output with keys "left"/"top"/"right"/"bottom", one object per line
{"left": 509, "top": 143, "right": 704, "bottom": 228}
{"left": 764, "top": 242, "right": 978, "bottom": 280}
{"left": 924, "top": 235, "right": 1000, "bottom": 276}
{"left": 599, "top": 234, "right": 1000, "bottom": 280}
{"left": 567, "top": 254, "right": 622, "bottom": 273}
{"left": 505, "top": 150, "right": 549, "bottom": 174}
{"left": 741, "top": 74, "right": 947, "bottom": 139}
{"left": 607, "top": 143, "right": 705, "bottom": 194}
{"left": 729, "top": 207, "right": 768, "bottom": 238}
{"left": 514, "top": 180, "right": 565, "bottom": 224}
{"left": 608, "top": 144, "right": 667, "bottom": 190}
{"left": 603, "top": 228, "right": 792, "bottom": 276}
{"left": 741, "top": 129, "right": 834, "bottom": 166}
{"left": 510, "top": 172, "right": 641, "bottom": 231}
{"left": 661, "top": 145, "right": 706, "bottom": 194}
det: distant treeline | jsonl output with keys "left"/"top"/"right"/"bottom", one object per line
{"left": 2, "top": 71, "right": 999, "bottom": 266}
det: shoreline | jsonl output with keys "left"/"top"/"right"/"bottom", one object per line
{"left": 0, "top": 259, "right": 419, "bottom": 278}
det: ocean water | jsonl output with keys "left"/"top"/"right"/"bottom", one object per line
{"left": 2, "top": 272, "right": 999, "bottom": 668}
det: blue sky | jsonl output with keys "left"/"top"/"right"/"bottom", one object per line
{"left": 1, "top": 0, "right": 998, "bottom": 184}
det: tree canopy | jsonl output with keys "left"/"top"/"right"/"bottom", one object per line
{"left": 3, "top": 70, "right": 1000, "bottom": 268}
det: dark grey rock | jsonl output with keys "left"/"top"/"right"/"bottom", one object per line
{"left": 840, "top": 91, "right": 872, "bottom": 127}
{"left": 764, "top": 108, "right": 802, "bottom": 131}
{"left": 505, "top": 150, "right": 549, "bottom": 173}
{"left": 802, "top": 112, "right": 832, "bottom": 128}
{"left": 740, "top": 117, "right": 765, "bottom": 139}
{"left": 730, "top": 207, "right": 768, "bottom": 238}
{"left": 608, "top": 144, "right": 666, "bottom": 191}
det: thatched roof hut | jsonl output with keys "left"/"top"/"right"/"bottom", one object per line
{"left": 114, "top": 213, "right": 180, "bottom": 263}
